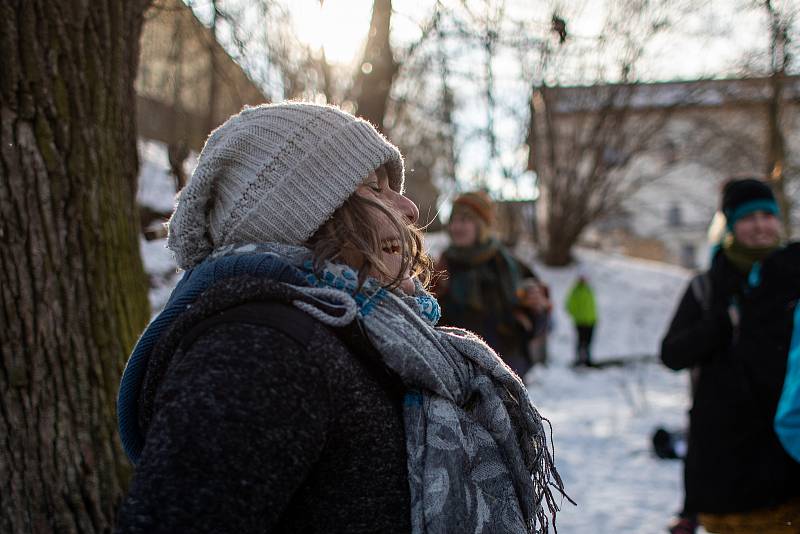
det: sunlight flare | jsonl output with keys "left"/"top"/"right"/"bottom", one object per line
{"left": 292, "top": 0, "right": 373, "bottom": 65}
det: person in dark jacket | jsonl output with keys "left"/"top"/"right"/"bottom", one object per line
{"left": 433, "top": 191, "right": 551, "bottom": 378}
{"left": 116, "top": 103, "right": 565, "bottom": 534}
{"left": 660, "top": 178, "right": 800, "bottom": 534}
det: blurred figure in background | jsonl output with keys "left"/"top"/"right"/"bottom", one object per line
{"left": 433, "top": 191, "right": 551, "bottom": 379}
{"left": 660, "top": 178, "right": 800, "bottom": 534}
{"left": 565, "top": 274, "right": 597, "bottom": 367}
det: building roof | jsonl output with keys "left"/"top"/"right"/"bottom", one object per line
{"left": 545, "top": 75, "right": 800, "bottom": 114}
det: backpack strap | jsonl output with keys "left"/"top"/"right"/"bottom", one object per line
{"left": 179, "top": 300, "right": 315, "bottom": 352}
{"left": 178, "top": 299, "right": 405, "bottom": 399}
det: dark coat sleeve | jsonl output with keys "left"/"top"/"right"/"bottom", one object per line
{"left": 116, "top": 323, "right": 332, "bottom": 534}
{"left": 660, "top": 282, "right": 732, "bottom": 371}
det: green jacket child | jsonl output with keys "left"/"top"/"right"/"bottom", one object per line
{"left": 565, "top": 276, "right": 597, "bottom": 366}
{"left": 566, "top": 278, "right": 597, "bottom": 326}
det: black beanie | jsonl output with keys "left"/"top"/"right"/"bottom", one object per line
{"left": 721, "top": 178, "right": 779, "bottom": 228}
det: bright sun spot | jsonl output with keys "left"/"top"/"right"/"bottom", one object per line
{"left": 291, "top": 0, "right": 374, "bottom": 65}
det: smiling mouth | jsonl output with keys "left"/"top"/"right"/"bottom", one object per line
{"left": 381, "top": 238, "right": 403, "bottom": 256}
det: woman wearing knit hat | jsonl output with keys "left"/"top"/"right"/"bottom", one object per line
{"left": 115, "top": 103, "right": 565, "bottom": 533}
{"left": 433, "top": 191, "right": 552, "bottom": 380}
{"left": 660, "top": 177, "right": 800, "bottom": 534}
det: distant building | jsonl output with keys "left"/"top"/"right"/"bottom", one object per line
{"left": 135, "top": 0, "right": 267, "bottom": 238}
{"left": 137, "top": 0, "right": 266, "bottom": 152}
{"left": 543, "top": 76, "right": 800, "bottom": 268}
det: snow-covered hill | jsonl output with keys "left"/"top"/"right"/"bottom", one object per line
{"left": 523, "top": 246, "right": 689, "bottom": 365}
{"left": 521, "top": 247, "right": 697, "bottom": 533}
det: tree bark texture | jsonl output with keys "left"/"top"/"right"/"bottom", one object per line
{"left": 764, "top": 0, "right": 793, "bottom": 237}
{"left": 0, "top": 1, "right": 151, "bottom": 532}
{"left": 766, "top": 71, "right": 792, "bottom": 236}
{"left": 354, "top": 0, "right": 396, "bottom": 132}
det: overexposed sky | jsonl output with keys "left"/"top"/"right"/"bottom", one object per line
{"left": 288, "top": 0, "right": 771, "bottom": 79}
{"left": 290, "top": 0, "right": 374, "bottom": 64}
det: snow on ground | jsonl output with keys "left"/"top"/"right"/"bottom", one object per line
{"left": 523, "top": 246, "right": 690, "bottom": 363}
{"left": 140, "top": 237, "right": 180, "bottom": 313}
{"left": 529, "top": 364, "right": 691, "bottom": 533}
{"left": 139, "top": 228, "right": 701, "bottom": 533}
{"left": 137, "top": 139, "right": 198, "bottom": 214}
{"left": 137, "top": 140, "right": 178, "bottom": 214}
{"left": 522, "top": 247, "right": 699, "bottom": 533}
{"left": 137, "top": 139, "right": 197, "bottom": 312}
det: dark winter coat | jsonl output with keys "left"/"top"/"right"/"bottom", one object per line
{"left": 116, "top": 276, "right": 411, "bottom": 534}
{"left": 661, "top": 243, "right": 800, "bottom": 514}
{"left": 434, "top": 241, "right": 544, "bottom": 376}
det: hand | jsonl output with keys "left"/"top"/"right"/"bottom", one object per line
{"left": 513, "top": 310, "right": 534, "bottom": 332}
{"left": 517, "top": 282, "right": 551, "bottom": 313}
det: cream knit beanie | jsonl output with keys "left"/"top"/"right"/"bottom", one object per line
{"left": 167, "top": 102, "right": 405, "bottom": 270}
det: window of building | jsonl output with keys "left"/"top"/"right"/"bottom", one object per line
{"left": 668, "top": 203, "right": 683, "bottom": 227}
{"left": 681, "top": 243, "right": 696, "bottom": 269}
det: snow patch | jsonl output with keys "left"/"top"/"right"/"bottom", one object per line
{"left": 520, "top": 246, "right": 689, "bottom": 364}
{"left": 139, "top": 237, "right": 180, "bottom": 314}
{"left": 137, "top": 140, "right": 178, "bottom": 214}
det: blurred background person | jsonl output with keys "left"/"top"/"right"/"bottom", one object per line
{"left": 565, "top": 273, "right": 598, "bottom": 367}
{"left": 433, "top": 191, "right": 551, "bottom": 379}
{"left": 660, "top": 178, "right": 800, "bottom": 534}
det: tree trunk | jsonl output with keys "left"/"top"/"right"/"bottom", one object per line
{"left": 206, "top": 0, "right": 221, "bottom": 134}
{"left": 765, "top": 70, "right": 791, "bottom": 235}
{"left": 354, "top": 0, "right": 396, "bottom": 132}
{"left": 542, "top": 201, "right": 582, "bottom": 266}
{"left": 542, "top": 241, "right": 573, "bottom": 266}
{"left": 0, "top": 2, "right": 151, "bottom": 532}
{"left": 764, "top": 0, "right": 792, "bottom": 236}
{"left": 529, "top": 86, "right": 580, "bottom": 266}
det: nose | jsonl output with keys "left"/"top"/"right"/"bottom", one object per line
{"left": 392, "top": 191, "right": 419, "bottom": 225}
{"left": 753, "top": 212, "right": 770, "bottom": 231}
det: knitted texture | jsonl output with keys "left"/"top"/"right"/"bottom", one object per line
{"left": 167, "top": 102, "right": 405, "bottom": 270}
{"left": 721, "top": 178, "right": 778, "bottom": 227}
{"left": 453, "top": 191, "right": 495, "bottom": 224}
{"left": 117, "top": 281, "right": 411, "bottom": 533}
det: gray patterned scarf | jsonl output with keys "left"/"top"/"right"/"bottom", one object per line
{"left": 210, "top": 243, "right": 567, "bottom": 533}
